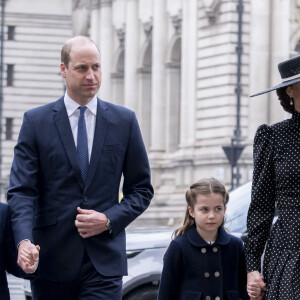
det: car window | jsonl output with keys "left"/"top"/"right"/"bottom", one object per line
{"left": 225, "top": 181, "right": 252, "bottom": 234}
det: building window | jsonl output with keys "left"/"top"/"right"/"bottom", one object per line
{"left": 6, "top": 118, "right": 13, "bottom": 140}
{"left": 8, "top": 26, "right": 15, "bottom": 41}
{"left": 7, "top": 64, "right": 14, "bottom": 86}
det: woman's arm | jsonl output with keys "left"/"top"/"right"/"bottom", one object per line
{"left": 245, "top": 124, "right": 277, "bottom": 272}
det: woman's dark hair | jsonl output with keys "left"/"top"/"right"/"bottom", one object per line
{"left": 277, "top": 86, "right": 294, "bottom": 114}
{"left": 174, "top": 178, "right": 229, "bottom": 238}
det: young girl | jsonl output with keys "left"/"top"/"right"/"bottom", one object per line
{"left": 158, "top": 178, "right": 261, "bottom": 300}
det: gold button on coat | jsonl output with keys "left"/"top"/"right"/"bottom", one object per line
{"left": 204, "top": 272, "right": 210, "bottom": 278}
{"left": 213, "top": 247, "right": 218, "bottom": 252}
{"left": 215, "top": 297, "right": 220, "bottom": 300}
{"left": 214, "top": 271, "right": 220, "bottom": 277}
{"left": 206, "top": 297, "right": 211, "bottom": 300}
{"left": 201, "top": 248, "right": 207, "bottom": 253}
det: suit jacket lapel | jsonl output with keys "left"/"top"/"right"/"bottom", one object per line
{"left": 53, "top": 98, "right": 84, "bottom": 190}
{"left": 85, "top": 98, "right": 108, "bottom": 191}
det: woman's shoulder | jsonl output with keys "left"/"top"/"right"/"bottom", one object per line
{"left": 254, "top": 119, "right": 291, "bottom": 148}
{"left": 270, "top": 118, "right": 291, "bottom": 131}
{"left": 254, "top": 124, "right": 273, "bottom": 144}
{"left": 256, "top": 119, "right": 290, "bottom": 136}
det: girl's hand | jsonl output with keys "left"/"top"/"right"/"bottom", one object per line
{"left": 20, "top": 245, "right": 40, "bottom": 270}
{"left": 247, "top": 282, "right": 264, "bottom": 299}
{"left": 247, "top": 272, "right": 266, "bottom": 300}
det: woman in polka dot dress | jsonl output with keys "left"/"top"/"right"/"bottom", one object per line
{"left": 245, "top": 55, "right": 300, "bottom": 300}
{"left": 158, "top": 178, "right": 261, "bottom": 300}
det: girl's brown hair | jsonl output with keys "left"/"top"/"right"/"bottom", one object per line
{"left": 174, "top": 178, "right": 229, "bottom": 238}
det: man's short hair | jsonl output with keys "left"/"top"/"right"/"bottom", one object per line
{"left": 61, "top": 36, "right": 100, "bottom": 68}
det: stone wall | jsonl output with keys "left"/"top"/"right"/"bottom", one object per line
{"left": 1, "top": 0, "right": 72, "bottom": 195}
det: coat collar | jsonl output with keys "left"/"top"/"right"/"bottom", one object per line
{"left": 53, "top": 97, "right": 83, "bottom": 189}
{"left": 84, "top": 98, "right": 108, "bottom": 191}
{"left": 186, "top": 225, "right": 230, "bottom": 247}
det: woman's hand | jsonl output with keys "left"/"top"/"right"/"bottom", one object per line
{"left": 247, "top": 271, "right": 266, "bottom": 300}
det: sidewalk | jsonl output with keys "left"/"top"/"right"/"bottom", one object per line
{"left": 7, "top": 274, "right": 26, "bottom": 300}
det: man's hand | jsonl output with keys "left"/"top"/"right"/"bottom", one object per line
{"left": 18, "top": 240, "right": 40, "bottom": 274}
{"left": 75, "top": 207, "right": 108, "bottom": 238}
{"left": 247, "top": 271, "right": 266, "bottom": 300}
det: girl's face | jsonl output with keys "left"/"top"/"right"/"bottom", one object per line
{"left": 188, "top": 193, "right": 226, "bottom": 241}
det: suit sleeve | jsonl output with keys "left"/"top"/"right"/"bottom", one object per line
{"left": 158, "top": 239, "right": 183, "bottom": 300}
{"left": 103, "top": 112, "right": 153, "bottom": 235}
{"left": 7, "top": 112, "right": 40, "bottom": 245}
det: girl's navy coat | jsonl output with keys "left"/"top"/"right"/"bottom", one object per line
{"left": 158, "top": 226, "right": 249, "bottom": 300}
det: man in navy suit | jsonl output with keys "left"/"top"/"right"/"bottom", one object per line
{"left": 7, "top": 36, "right": 153, "bottom": 300}
{"left": 0, "top": 202, "right": 25, "bottom": 300}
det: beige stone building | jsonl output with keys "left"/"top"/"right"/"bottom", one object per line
{"left": 1, "top": 0, "right": 300, "bottom": 226}
{"left": 1, "top": 0, "right": 72, "bottom": 188}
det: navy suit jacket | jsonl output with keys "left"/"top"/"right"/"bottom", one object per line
{"left": 7, "top": 97, "right": 153, "bottom": 282}
{"left": 0, "top": 202, "right": 25, "bottom": 300}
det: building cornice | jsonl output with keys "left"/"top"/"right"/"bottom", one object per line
{"left": 201, "top": 0, "right": 220, "bottom": 24}
{"left": 91, "top": 0, "right": 112, "bottom": 9}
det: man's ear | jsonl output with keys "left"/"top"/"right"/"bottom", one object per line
{"left": 60, "top": 63, "right": 67, "bottom": 78}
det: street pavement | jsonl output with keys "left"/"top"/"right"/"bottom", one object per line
{"left": 7, "top": 274, "right": 26, "bottom": 300}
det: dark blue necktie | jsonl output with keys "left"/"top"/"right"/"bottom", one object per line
{"left": 77, "top": 106, "right": 89, "bottom": 183}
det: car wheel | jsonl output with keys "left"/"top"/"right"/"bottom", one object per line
{"left": 123, "top": 284, "right": 158, "bottom": 300}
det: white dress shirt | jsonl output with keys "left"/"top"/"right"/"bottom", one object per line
{"left": 64, "top": 92, "right": 97, "bottom": 162}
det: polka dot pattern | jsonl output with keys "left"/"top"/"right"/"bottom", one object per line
{"left": 245, "top": 111, "right": 300, "bottom": 299}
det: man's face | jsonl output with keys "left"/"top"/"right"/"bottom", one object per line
{"left": 60, "top": 42, "right": 102, "bottom": 105}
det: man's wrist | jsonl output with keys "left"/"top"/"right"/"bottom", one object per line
{"left": 17, "top": 239, "right": 31, "bottom": 249}
{"left": 105, "top": 216, "right": 112, "bottom": 233}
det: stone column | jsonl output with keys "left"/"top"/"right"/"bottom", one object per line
{"left": 90, "top": 0, "right": 100, "bottom": 45}
{"left": 97, "top": 0, "right": 113, "bottom": 101}
{"left": 269, "top": 0, "right": 290, "bottom": 124}
{"left": 180, "top": 0, "right": 197, "bottom": 149}
{"left": 248, "top": 0, "right": 271, "bottom": 138}
{"left": 111, "top": 29, "right": 125, "bottom": 106}
{"left": 124, "top": 0, "right": 139, "bottom": 112}
{"left": 150, "top": 0, "right": 167, "bottom": 152}
{"left": 72, "top": 0, "right": 91, "bottom": 36}
{"left": 165, "top": 64, "right": 180, "bottom": 152}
